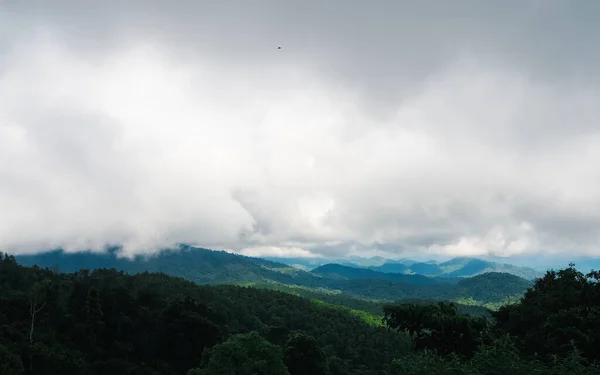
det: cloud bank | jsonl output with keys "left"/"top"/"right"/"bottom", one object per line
{"left": 2, "top": 1, "right": 600, "bottom": 258}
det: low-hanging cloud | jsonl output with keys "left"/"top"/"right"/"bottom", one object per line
{"left": 2, "top": 1, "right": 600, "bottom": 259}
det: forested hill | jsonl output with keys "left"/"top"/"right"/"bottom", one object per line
{"left": 0, "top": 253, "right": 409, "bottom": 374}
{"left": 455, "top": 272, "right": 533, "bottom": 303}
{"left": 14, "top": 246, "right": 532, "bottom": 308}
{"left": 14, "top": 245, "right": 307, "bottom": 285}
{"left": 3, "top": 254, "right": 600, "bottom": 374}
{"left": 270, "top": 255, "right": 542, "bottom": 280}
{"left": 437, "top": 257, "right": 542, "bottom": 279}
{"left": 311, "top": 263, "right": 455, "bottom": 285}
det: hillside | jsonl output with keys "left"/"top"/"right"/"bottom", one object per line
{"left": 439, "top": 257, "right": 542, "bottom": 279}
{"left": 15, "top": 246, "right": 532, "bottom": 310}
{"left": 405, "top": 261, "right": 444, "bottom": 276}
{"left": 366, "top": 262, "right": 409, "bottom": 274}
{"left": 364, "top": 257, "right": 542, "bottom": 279}
{"left": 244, "top": 282, "right": 494, "bottom": 318}
{"left": 268, "top": 254, "right": 542, "bottom": 280}
{"left": 0, "top": 254, "right": 409, "bottom": 374}
{"left": 310, "top": 263, "right": 454, "bottom": 285}
{"left": 15, "top": 245, "right": 318, "bottom": 285}
{"left": 2, "top": 253, "right": 597, "bottom": 374}
{"left": 320, "top": 275, "right": 528, "bottom": 307}
{"left": 456, "top": 271, "right": 533, "bottom": 304}
{"left": 443, "top": 257, "right": 493, "bottom": 276}
{"left": 308, "top": 263, "right": 529, "bottom": 306}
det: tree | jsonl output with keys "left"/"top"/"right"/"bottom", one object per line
{"left": 188, "top": 331, "right": 289, "bottom": 375}
{"left": 156, "top": 297, "right": 223, "bottom": 374}
{"left": 383, "top": 301, "right": 487, "bottom": 358}
{"left": 29, "top": 281, "right": 48, "bottom": 344}
{"left": 28, "top": 280, "right": 49, "bottom": 372}
{"left": 283, "top": 333, "right": 329, "bottom": 375}
{"left": 493, "top": 265, "right": 600, "bottom": 361}
{"left": 327, "top": 356, "right": 350, "bottom": 375}
{"left": 0, "top": 344, "right": 24, "bottom": 375}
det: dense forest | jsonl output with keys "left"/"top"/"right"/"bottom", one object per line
{"left": 0, "top": 253, "right": 408, "bottom": 374}
{"left": 2, "top": 252, "right": 600, "bottom": 374}
{"left": 242, "top": 282, "right": 495, "bottom": 319}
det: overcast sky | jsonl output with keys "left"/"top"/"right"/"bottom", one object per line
{"left": 2, "top": 1, "right": 600, "bottom": 259}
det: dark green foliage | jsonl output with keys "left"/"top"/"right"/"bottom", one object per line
{"left": 493, "top": 264, "right": 600, "bottom": 362}
{"left": 0, "top": 344, "right": 24, "bottom": 375}
{"left": 327, "top": 356, "right": 351, "bottom": 375}
{"left": 382, "top": 264, "right": 600, "bottom": 373}
{"left": 383, "top": 302, "right": 487, "bottom": 358}
{"left": 189, "top": 332, "right": 289, "bottom": 375}
{"left": 388, "top": 343, "right": 600, "bottom": 375}
{"left": 5, "top": 249, "right": 600, "bottom": 374}
{"left": 455, "top": 272, "right": 532, "bottom": 304}
{"left": 0, "top": 253, "right": 409, "bottom": 374}
{"left": 251, "top": 283, "right": 493, "bottom": 319}
{"left": 283, "top": 333, "right": 329, "bottom": 375}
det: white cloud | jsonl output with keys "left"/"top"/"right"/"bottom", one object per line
{"left": 2, "top": 2, "right": 600, "bottom": 258}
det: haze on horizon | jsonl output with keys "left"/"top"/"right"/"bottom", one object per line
{"left": 1, "top": 1, "right": 600, "bottom": 261}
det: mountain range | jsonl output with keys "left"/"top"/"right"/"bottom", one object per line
{"left": 264, "top": 255, "right": 543, "bottom": 280}
{"left": 13, "top": 245, "right": 533, "bottom": 310}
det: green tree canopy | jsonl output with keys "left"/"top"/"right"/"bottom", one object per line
{"left": 283, "top": 333, "right": 329, "bottom": 375}
{"left": 0, "top": 344, "right": 24, "bottom": 375}
{"left": 189, "top": 331, "right": 289, "bottom": 375}
{"left": 383, "top": 301, "right": 487, "bottom": 358}
{"left": 493, "top": 264, "right": 600, "bottom": 361}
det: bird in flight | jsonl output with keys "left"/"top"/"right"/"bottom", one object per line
{"left": 277, "top": 46, "right": 282, "bottom": 50}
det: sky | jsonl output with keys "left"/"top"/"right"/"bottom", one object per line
{"left": 2, "top": 1, "right": 600, "bottom": 260}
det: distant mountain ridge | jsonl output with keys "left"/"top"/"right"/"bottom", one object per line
{"left": 266, "top": 255, "right": 543, "bottom": 280}
{"left": 13, "top": 245, "right": 533, "bottom": 308}
{"left": 311, "top": 263, "right": 458, "bottom": 285}
{"left": 14, "top": 245, "right": 315, "bottom": 285}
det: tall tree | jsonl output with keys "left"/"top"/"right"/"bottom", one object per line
{"left": 28, "top": 280, "right": 49, "bottom": 372}
{"left": 283, "top": 333, "right": 329, "bottom": 375}
{"left": 383, "top": 301, "right": 487, "bottom": 358}
{"left": 188, "top": 331, "right": 289, "bottom": 375}
{"left": 493, "top": 264, "right": 600, "bottom": 361}
{"left": 0, "top": 344, "right": 24, "bottom": 375}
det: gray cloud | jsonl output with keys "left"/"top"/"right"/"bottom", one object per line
{"left": 2, "top": 1, "right": 600, "bottom": 258}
